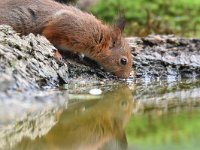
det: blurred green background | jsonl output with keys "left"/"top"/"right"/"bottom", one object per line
{"left": 90, "top": 0, "right": 200, "bottom": 37}
{"left": 61, "top": 0, "right": 200, "bottom": 37}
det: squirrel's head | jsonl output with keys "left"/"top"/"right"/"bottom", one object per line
{"left": 95, "top": 18, "right": 133, "bottom": 79}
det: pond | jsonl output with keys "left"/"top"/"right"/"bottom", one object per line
{"left": 0, "top": 78, "right": 200, "bottom": 150}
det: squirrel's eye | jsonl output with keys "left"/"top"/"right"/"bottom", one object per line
{"left": 119, "top": 57, "right": 128, "bottom": 66}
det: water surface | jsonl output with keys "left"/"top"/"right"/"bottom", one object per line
{"left": 0, "top": 79, "right": 200, "bottom": 150}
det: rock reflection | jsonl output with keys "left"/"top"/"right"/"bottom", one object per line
{"left": 13, "top": 86, "right": 133, "bottom": 150}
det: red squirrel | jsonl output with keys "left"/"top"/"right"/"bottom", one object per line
{"left": 0, "top": 0, "right": 132, "bottom": 78}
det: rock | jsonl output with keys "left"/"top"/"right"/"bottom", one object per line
{"left": 0, "top": 25, "right": 68, "bottom": 91}
{"left": 127, "top": 35, "right": 200, "bottom": 79}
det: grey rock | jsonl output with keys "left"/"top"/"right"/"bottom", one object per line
{"left": 0, "top": 25, "right": 68, "bottom": 91}
{"left": 127, "top": 35, "right": 200, "bottom": 79}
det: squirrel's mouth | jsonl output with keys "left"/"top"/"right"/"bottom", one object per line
{"left": 114, "top": 69, "right": 132, "bottom": 79}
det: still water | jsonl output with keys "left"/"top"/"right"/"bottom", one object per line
{"left": 0, "top": 79, "right": 200, "bottom": 150}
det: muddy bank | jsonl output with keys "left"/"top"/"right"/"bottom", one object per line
{"left": 1, "top": 25, "right": 200, "bottom": 91}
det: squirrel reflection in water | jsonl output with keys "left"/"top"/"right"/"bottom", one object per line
{"left": 14, "top": 86, "right": 133, "bottom": 150}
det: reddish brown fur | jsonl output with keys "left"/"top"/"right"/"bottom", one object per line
{"left": 0, "top": 0, "right": 133, "bottom": 78}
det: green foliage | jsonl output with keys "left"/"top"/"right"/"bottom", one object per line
{"left": 90, "top": 0, "right": 200, "bottom": 37}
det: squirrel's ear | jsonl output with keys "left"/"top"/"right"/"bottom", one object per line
{"left": 115, "top": 16, "right": 126, "bottom": 32}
